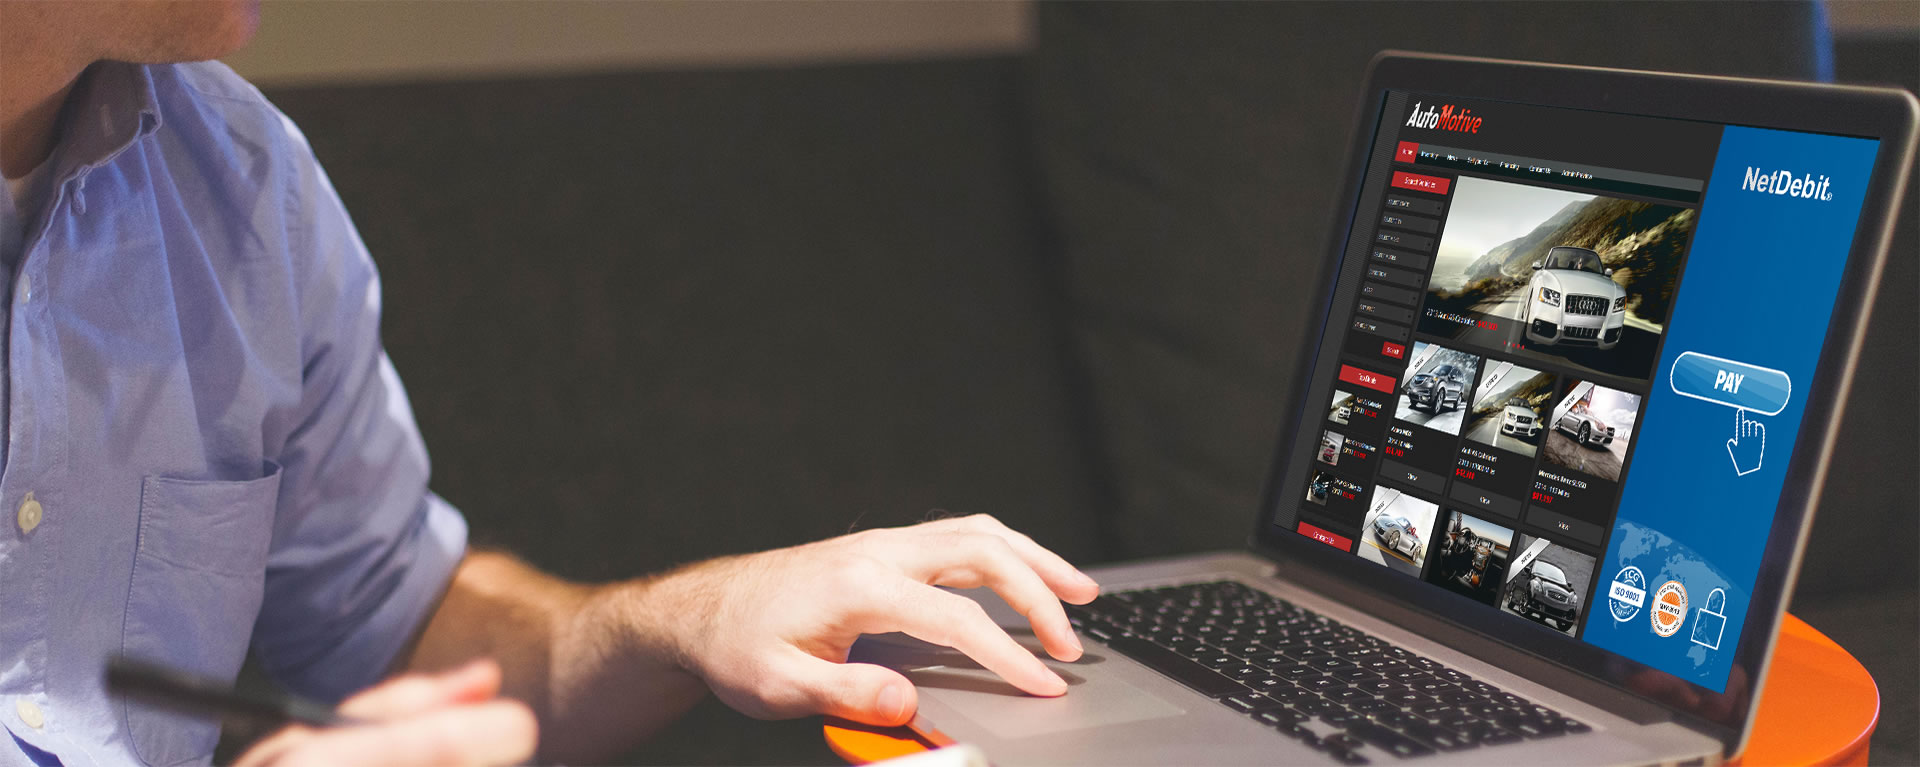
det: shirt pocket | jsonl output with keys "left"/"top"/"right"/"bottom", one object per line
{"left": 121, "top": 462, "right": 282, "bottom": 767}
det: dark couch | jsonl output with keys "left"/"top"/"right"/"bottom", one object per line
{"left": 258, "top": 3, "right": 1915, "bottom": 763}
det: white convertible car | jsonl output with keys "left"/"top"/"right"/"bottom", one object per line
{"left": 1500, "top": 401, "right": 1541, "bottom": 438}
{"left": 1522, "top": 246, "right": 1627, "bottom": 350}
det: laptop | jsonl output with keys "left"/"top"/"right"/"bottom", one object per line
{"left": 852, "top": 52, "right": 1917, "bottom": 765}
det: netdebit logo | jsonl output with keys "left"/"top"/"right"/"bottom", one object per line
{"left": 1405, "top": 101, "right": 1483, "bottom": 134}
{"left": 1741, "top": 166, "right": 1834, "bottom": 201}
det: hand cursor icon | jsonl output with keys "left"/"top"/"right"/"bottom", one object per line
{"left": 1727, "top": 408, "right": 1765, "bottom": 476}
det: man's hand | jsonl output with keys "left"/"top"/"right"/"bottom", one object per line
{"left": 233, "top": 660, "right": 536, "bottom": 767}
{"left": 641, "top": 514, "right": 1101, "bottom": 726}
{"left": 404, "top": 514, "right": 1099, "bottom": 763}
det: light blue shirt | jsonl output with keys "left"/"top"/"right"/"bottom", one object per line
{"left": 1, "top": 61, "right": 468, "bottom": 766}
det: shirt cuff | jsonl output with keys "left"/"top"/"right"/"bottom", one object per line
{"left": 307, "top": 493, "right": 468, "bottom": 702}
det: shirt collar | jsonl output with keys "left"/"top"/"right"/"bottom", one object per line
{"left": 50, "top": 61, "right": 164, "bottom": 185}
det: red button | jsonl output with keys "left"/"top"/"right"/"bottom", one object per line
{"left": 1396, "top": 141, "right": 1419, "bottom": 164}
{"left": 1298, "top": 521, "right": 1353, "bottom": 551}
{"left": 1338, "top": 363, "right": 1396, "bottom": 395}
{"left": 1390, "top": 171, "right": 1451, "bottom": 195}
{"left": 1381, "top": 341, "right": 1405, "bottom": 360}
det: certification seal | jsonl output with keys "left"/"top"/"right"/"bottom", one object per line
{"left": 1651, "top": 580, "right": 1689, "bottom": 638}
{"left": 1608, "top": 566, "right": 1647, "bottom": 623}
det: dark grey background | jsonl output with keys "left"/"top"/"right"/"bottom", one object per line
{"left": 246, "top": 3, "right": 1914, "bottom": 763}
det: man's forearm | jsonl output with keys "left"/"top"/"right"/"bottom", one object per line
{"left": 405, "top": 551, "right": 708, "bottom": 764}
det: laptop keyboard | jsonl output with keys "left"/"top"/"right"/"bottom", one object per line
{"left": 1066, "top": 580, "right": 1589, "bottom": 764}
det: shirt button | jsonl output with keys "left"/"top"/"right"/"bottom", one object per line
{"left": 15, "top": 698, "right": 43, "bottom": 729}
{"left": 17, "top": 492, "right": 42, "bottom": 534}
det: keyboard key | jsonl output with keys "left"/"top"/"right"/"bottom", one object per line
{"left": 1223, "top": 693, "right": 1285, "bottom": 713}
{"left": 1226, "top": 643, "right": 1266, "bottom": 657}
{"left": 1292, "top": 698, "right": 1342, "bottom": 717}
{"left": 1269, "top": 686, "right": 1319, "bottom": 705}
{"left": 1309, "top": 657, "right": 1358, "bottom": 672}
{"left": 1319, "top": 711, "right": 1367, "bottom": 727}
{"left": 1101, "top": 636, "right": 1247, "bottom": 698}
{"left": 1326, "top": 688, "right": 1375, "bottom": 705}
{"left": 1342, "top": 722, "right": 1437, "bottom": 759}
{"left": 1398, "top": 720, "right": 1477, "bottom": 751}
{"left": 1371, "top": 710, "right": 1426, "bottom": 730}
{"left": 1223, "top": 665, "right": 1265, "bottom": 681}
{"left": 1256, "top": 708, "right": 1308, "bottom": 727}
{"left": 1477, "top": 727, "right": 1524, "bottom": 746}
{"left": 1331, "top": 668, "right": 1379, "bottom": 683}
{"left": 1351, "top": 698, "right": 1399, "bottom": 714}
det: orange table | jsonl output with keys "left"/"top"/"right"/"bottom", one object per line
{"left": 826, "top": 613, "right": 1877, "bottom": 765}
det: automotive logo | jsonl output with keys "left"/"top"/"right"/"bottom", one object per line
{"left": 1651, "top": 581, "right": 1688, "bottom": 638}
{"left": 1740, "top": 166, "right": 1833, "bottom": 201}
{"left": 1405, "top": 102, "right": 1483, "bottom": 134}
{"left": 1607, "top": 565, "right": 1647, "bottom": 622}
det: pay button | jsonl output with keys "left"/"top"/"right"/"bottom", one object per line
{"left": 1669, "top": 351, "right": 1791, "bottom": 416}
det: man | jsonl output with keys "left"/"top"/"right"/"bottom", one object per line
{"left": 0, "top": 2, "right": 1096, "bottom": 764}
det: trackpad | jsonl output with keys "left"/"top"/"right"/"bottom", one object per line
{"left": 855, "top": 634, "right": 1186, "bottom": 739}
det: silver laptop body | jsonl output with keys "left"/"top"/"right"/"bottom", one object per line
{"left": 856, "top": 53, "right": 1918, "bottom": 766}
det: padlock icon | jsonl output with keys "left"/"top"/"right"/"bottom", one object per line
{"left": 1691, "top": 588, "right": 1727, "bottom": 651}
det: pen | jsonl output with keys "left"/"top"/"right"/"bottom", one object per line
{"left": 104, "top": 655, "right": 363, "bottom": 729}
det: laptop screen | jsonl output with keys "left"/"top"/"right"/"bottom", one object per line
{"left": 1268, "top": 89, "right": 1879, "bottom": 695}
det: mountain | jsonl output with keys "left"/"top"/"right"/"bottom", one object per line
{"left": 1462, "top": 201, "right": 1588, "bottom": 284}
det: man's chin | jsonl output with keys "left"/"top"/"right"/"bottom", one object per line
{"left": 116, "top": 0, "right": 262, "bottom": 65}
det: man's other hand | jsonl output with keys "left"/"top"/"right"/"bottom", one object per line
{"left": 643, "top": 514, "right": 1100, "bottom": 727}
{"left": 233, "top": 660, "right": 536, "bottom": 767}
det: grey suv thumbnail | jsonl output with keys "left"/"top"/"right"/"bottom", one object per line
{"left": 1402, "top": 364, "right": 1467, "bottom": 413}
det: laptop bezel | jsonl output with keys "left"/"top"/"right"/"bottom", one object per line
{"left": 1248, "top": 51, "right": 1918, "bottom": 757}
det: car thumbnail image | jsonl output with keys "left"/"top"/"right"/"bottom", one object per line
{"left": 1329, "top": 389, "right": 1355, "bottom": 426}
{"left": 1541, "top": 379, "right": 1643, "bottom": 483}
{"left": 1357, "top": 486, "right": 1439, "bottom": 577}
{"left": 1413, "top": 175, "right": 1694, "bottom": 381}
{"left": 1318, "top": 430, "right": 1346, "bottom": 467}
{"left": 1305, "top": 470, "right": 1334, "bottom": 506}
{"left": 1426, "top": 509, "right": 1515, "bottom": 607}
{"left": 1500, "top": 534, "right": 1596, "bottom": 636}
{"left": 1461, "top": 361, "right": 1556, "bottom": 458}
{"left": 1394, "top": 342, "right": 1482, "bottom": 436}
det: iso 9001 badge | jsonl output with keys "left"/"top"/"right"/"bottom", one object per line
{"left": 1608, "top": 566, "right": 1647, "bottom": 622}
{"left": 1652, "top": 581, "right": 1689, "bottom": 637}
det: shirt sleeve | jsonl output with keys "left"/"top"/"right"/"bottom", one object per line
{"left": 248, "top": 109, "right": 469, "bottom": 703}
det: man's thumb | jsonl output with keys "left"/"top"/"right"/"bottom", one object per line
{"left": 796, "top": 659, "right": 918, "bottom": 727}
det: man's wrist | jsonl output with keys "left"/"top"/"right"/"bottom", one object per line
{"left": 599, "top": 557, "right": 734, "bottom": 682}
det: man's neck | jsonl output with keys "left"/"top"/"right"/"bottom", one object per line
{"left": 0, "top": 6, "right": 90, "bottom": 179}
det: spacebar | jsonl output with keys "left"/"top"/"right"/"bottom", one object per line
{"left": 1104, "top": 636, "right": 1246, "bottom": 697}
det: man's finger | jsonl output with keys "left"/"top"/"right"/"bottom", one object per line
{"left": 338, "top": 659, "right": 503, "bottom": 720}
{"left": 880, "top": 582, "right": 1069, "bottom": 698}
{"left": 775, "top": 653, "right": 918, "bottom": 726}
{"left": 940, "top": 515, "right": 1099, "bottom": 605}
{"left": 277, "top": 700, "right": 538, "bottom": 767}
{"left": 897, "top": 532, "right": 1082, "bottom": 662}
